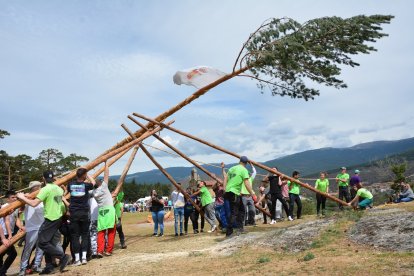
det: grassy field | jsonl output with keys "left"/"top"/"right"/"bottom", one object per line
{"left": 6, "top": 203, "right": 414, "bottom": 276}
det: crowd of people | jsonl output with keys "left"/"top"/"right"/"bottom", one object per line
{"left": 0, "top": 162, "right": 127, "bottom": 275}
{"left": 0, "top": 156, "right": 411, "bottom": 275}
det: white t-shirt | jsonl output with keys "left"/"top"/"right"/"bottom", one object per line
{"left": 24, "top": 203, "right": 44, "bottom": 232}
{"left": 0, "top": 203, "right": 19, "bottom": 235}
{"left": 171, "top": 190, "right": 185, "bottom": 208}
{"left": 89, "top": 197, "right": 98, "bottom": 221}
{"left": 92, "top": 181, "right": 113, "bottom": 208}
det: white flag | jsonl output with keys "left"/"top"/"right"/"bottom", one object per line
{"left": 173, "top": 66, "right": 227, "bottom": 89}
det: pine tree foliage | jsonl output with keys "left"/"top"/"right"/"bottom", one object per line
{"left": 234, "top": 15, "right": 394, "bottom": 100}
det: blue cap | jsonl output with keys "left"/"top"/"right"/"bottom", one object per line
{"left": 240, "top": 156, "right": 249, "bottom": 163}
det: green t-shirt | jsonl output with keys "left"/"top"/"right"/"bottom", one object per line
{"left": 336, "top": 173, "right": 350, "bottom": 187}
{"left": 225, "top": 164, "right": 249, "bottom": 196}
{"left": 288, "top": 180, "right": 300, "bottom": 195}
{"left": 200, "top": 186, "right": 213, "bottom": 207}
{"left": 241, "top": 176, "right": 255, "bottom": 195}
{"left": 36, "top": 183, "right": 64, "bottom": 221}
{"left": 114, "top": 191, "right": 124, "bottom": 219}
{"left": 357, "top": 188, "right": 373, "bottom": 199}
{"left": 315, "top": 179, "right": 329, "bottom": 192}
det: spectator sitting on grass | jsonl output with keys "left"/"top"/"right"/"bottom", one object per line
{"left": 394, "top": 182, "right": 414, "bottom": 203}
{"left": 347, "top": 183, "right": 373, "bottom": 210}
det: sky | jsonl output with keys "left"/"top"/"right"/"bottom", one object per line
{"left": 1, "top": 0, "right": 413, "bottom": 176}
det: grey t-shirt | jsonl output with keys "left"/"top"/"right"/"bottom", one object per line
{"left": 92, "top": 181, "right": 113, "bottom": 208}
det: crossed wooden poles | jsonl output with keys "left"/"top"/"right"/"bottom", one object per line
{"left": 0, "top": 68, "right": 349, "bottom": 254}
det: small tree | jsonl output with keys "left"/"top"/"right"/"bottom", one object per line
{"left": 0, "top": 130, "right": 10, "bottom": 140}
{"left": 391, "top": 163, "right": 407, "bottom": 192}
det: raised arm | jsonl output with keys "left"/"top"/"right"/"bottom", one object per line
{"left": 103, "top": 161, "right": 109, "bottom": 184}
{"left": 16, "top": 193, "right": 42, "bottom": 208}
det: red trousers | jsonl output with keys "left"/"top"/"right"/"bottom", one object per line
{"left": 97, "top": 224, "right": 116, "bottom": 254}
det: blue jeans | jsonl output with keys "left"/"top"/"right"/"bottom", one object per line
{"left": 215, "top": 204, "right": 227, "bottom": 228}
{"left": 394, "top": 196, "right": 413, "bottom": 203}
{"left": 152, "top": 210, "right": 165, "bottom": 235}
{"left": 358, "top": 198, "right": 373, "bottom": 209}
{"left": 174, "top": 207, "right": 184, "bottom": 234}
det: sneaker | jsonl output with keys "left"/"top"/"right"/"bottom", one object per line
{"left": 270, "top": 220, "right": 276, "bottom": 225}
{"left": 60, "top": 254, "right": 71, "bottom": 272}
{"left": 194, "top": 230, "right": 199, "bottom": 234}
{"left": 180, "top": 233, "right": 184, "bottom": 236}
{"left": 121, "top": 243, "right": 127, "bottom": 249}
{"left": 72, "top": 260, "right": 81, "bottom": 266}
{"left": 104, "top": 252, "right": 112, "bottom": 256}
{"left": 208, "top": 225, "right": 217, "bottom": 233}
{"left": 96, "top": 253, "right": 103, "bottom": 258}
{"left": 185, "top": 231, "right": 188, "bottom": 235}
{"left": 158, "top": 233, "right": 164, "bottom": 237}
{"left": 18, "top": 270, "right": 25, "bottom": 276}
{"left": 175, "top": 233, "right": 178, "bottom": 237}
{"left": 288, "top": 216, "right": 294, "bottom": 221}
{"left": 200, "top": 229, "right": 204, "bottom": 233}
{"left": 81, "top": 259, "right": 87, "bottom": 265}
{"left": 153, "top": 233, "right": 158, "bottom": 236}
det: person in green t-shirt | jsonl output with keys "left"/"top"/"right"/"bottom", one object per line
{"left": 223, "top": 156, "right": 258, "bottom": 237}
{"left": 288, "top": 171, "right": 302, "bottom": 219}
{"left": 113, "top": 191, "right": 126, "bottom": 249}
{"left": 16, "top": 170, "right": 71, "bottom": 274}
{"left": 191, "top": 181, "right": 217, "bottom": 233}
{"left": 336, "top": 167, "right": 350, "bottom": 210}
{"left": 347, "top": 183, "right": 373, "bottom": 210}
{"left": 241, "top": 164, "right": 257, "bottom": 226}
{"left": 315, "top": 172, "right": 329, "bottom": 217}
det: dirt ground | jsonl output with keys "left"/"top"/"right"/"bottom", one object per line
{"left": 6, "top": 203, "right": 414, "bottom": 276}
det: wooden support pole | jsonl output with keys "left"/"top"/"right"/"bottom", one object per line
{"left": 128, "top": 117, "right": 271, "bottom": 217}
{"left": 132, "top": 113, "right": 349, "bottom": 207}
{"left": 0, "top": 122, "right": 173, "bottom": 218}
{"left": 113, "top": 145, "right": 140, "bottom": 198}
{"left": 138, "top": 144, "right": 202, "bottom": 215}
{"left": 0, "top": 230, "right": 26, "bottom": 253}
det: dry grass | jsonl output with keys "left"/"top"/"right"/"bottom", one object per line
{"left": 6, "top": 203, "right": 414, "bottom": 275}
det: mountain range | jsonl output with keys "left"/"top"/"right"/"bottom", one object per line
{"left": 110, "top": 137, "right": 414, "bottom": 184}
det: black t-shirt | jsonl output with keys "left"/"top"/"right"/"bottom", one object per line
{"left": 68, "top": 181, "right": 94, "bottom": 212}
{"left": 269, "top": 175, "right": 281, "bottom": 194}
{"left": 150, "top": 196, "right": 164, "bottom": 212}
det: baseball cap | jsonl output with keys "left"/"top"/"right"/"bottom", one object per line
{"left": 28, "top": 181, "right": 42, "bottom": 189}
{"left": 354, "top": 169, "right": 360, "bottom": 174}
{"left": 240, "top": 156, "right": 249, "bottom": 163}
{"left": 340, "top": 167, "right": 346, "bottom": 170}
{"left": 43, "top": 170, "right": 55, "bottom": 181}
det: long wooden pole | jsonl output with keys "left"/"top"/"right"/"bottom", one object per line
{"left": 112, "top": 145, "right": 140, "bottom": 198}
{"left": 96, "top": 67, "right": 249, "bottom": 159}
{"left": 138, "top": 144, "right": 202, "bottom": 214}
{"left": 120, "top": 123, "right": 202, "bottom": 215}
{"left": 132, "top": 113, "right": 348, "bottom": 207}
{"left": 0, "top": 122, "right": 172, "bottom": 218}
{"left": 0, "top": 230, "right": 26, "bottom": 253}
{"left": 128, "top": 117, "right": 272, "bottom": 217}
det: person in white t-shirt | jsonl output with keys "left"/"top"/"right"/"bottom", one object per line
{"left": 18, "top": 181, "right": 45, "bottom": 276}
{"left": 88, "top": 196, "right": 98, "bottom": 258}
{"left": 171, "top": 183, "right": 185, "bottom": 236}
{"left": 0, "top": 190, "right": 23, "bottom": 276}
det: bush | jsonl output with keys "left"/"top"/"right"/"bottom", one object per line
{"left": 303, "top": 252, "right": 315, "bottom": 261}
{"left": 257, "top": 256, "right": 270, "bottom": 263}
{"left": 301, "top": 197, "right": 316, "bottom": 215}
